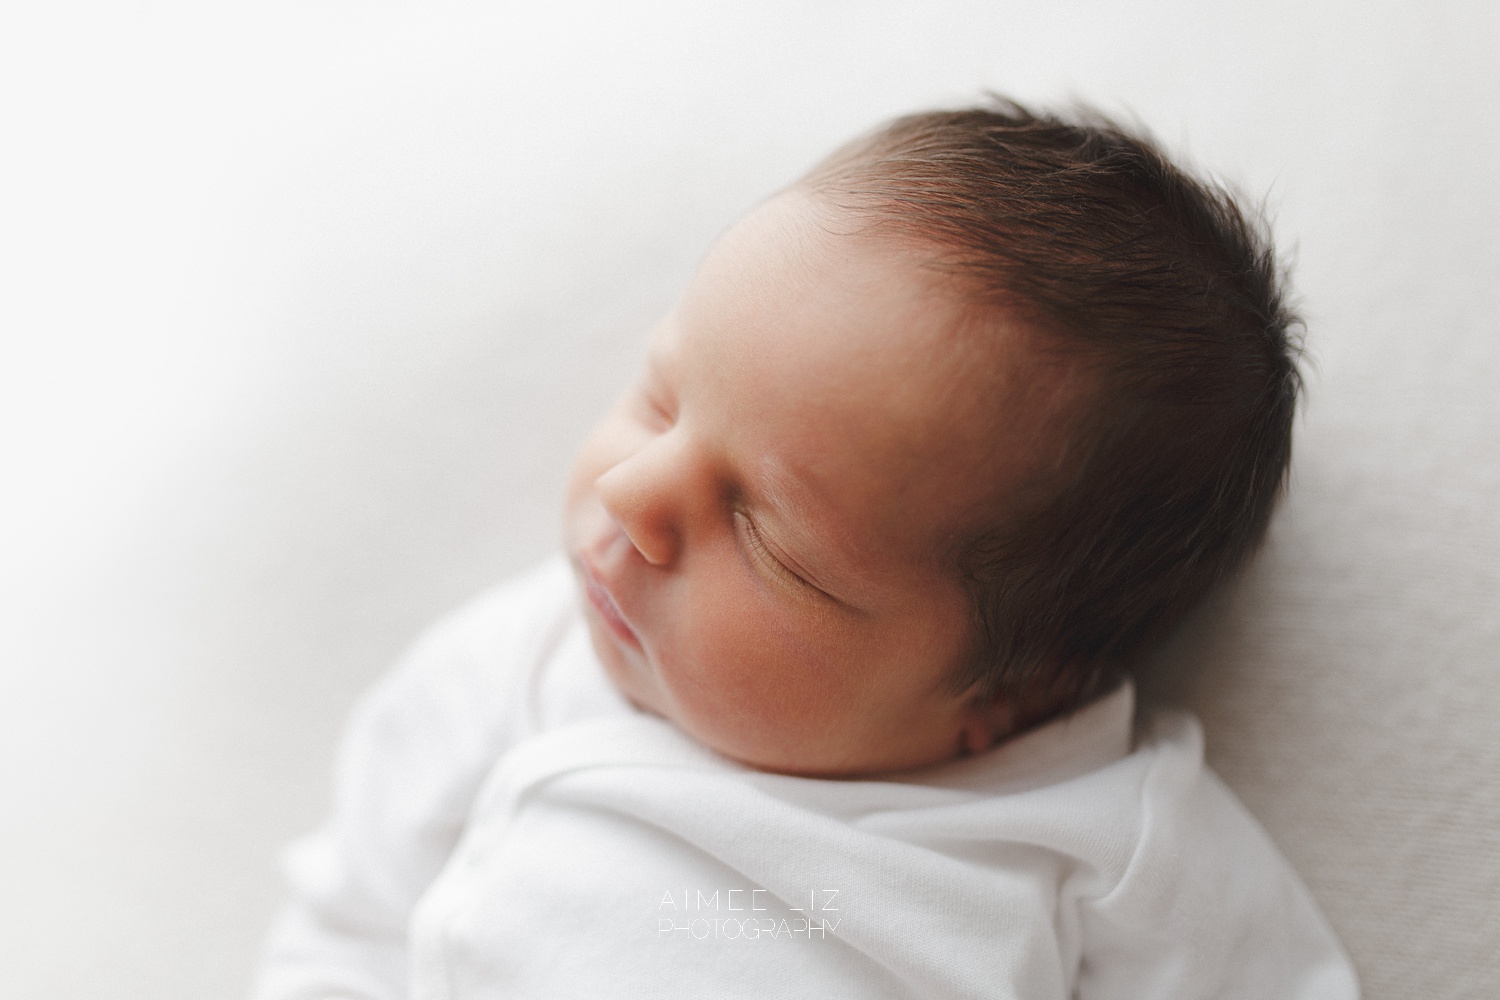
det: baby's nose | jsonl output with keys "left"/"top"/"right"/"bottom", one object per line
{"left": 594, "top": 437, "right": 689, "bottom": 567}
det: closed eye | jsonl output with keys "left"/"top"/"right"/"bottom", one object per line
{"left": 646, "top": 392, "right": 674, "bottom": 428}
{"left": 733, "top": 511, "right": 820, "bottom": 597}
{"left": 632, "top": 378, "right": 676, "bottom": 431}
{"left": 637, "top": 354, "right": 679, "bottom": 429}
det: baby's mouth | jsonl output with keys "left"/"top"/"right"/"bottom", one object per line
{"left": 578, "top": 558, "right": 642, "bottom": 650}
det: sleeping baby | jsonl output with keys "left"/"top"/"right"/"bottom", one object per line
{"left": 253, "top": 100, "right": 1360, "bottom": 999}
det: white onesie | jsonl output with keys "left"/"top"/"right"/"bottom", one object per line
{"left": 251, "top": 557, "right": 1359, "bottom": 1000}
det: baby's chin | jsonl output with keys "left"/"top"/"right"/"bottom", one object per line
{"left": 571, "top": 573, "right": 968, "bottom": 778}
{"left": 576, "top": 599, "right": 657, "bottom": 710}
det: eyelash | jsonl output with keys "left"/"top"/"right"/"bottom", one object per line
{"left": 734, "top": 511, "right": 815, "bottom": 595}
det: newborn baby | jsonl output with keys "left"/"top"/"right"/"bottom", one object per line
{"left": 254, "top": 101, "right": 1359, "bottom": 999}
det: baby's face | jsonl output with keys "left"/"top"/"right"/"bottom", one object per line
{"left": 565, "top": 191, "right": 1074, "bottom": 775}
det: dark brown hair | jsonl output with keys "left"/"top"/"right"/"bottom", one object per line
{"left": 805, "top": 99, "right": 1302, "bottom": 717}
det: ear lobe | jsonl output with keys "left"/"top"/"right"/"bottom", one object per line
{"left": 958, "top": 695, "right": 1016, "bottom": 755}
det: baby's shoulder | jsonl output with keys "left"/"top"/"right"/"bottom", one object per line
{"left": 1069, "top": 707, "right": 1357, "bottom": 997}
{"left": 347, "top": 556, "right": 582, "bottom": 753}
{"left": 403, "top": 554, "right": 577, "bottom": 670}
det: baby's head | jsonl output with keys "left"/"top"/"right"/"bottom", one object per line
{"left": 565, "top": 99, "right": 1299, "bottom": 777}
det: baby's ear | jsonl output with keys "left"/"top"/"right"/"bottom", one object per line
{"left": 958, "top": 693, "right": 1016, "bottom": 755}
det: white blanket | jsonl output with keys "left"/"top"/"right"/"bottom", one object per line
{"left": 254, "top": 558, "right": 1358, "bottom": 999}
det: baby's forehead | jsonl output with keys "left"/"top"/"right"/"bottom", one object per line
{"left": 665, "top": 188, "right": 1089, "bottom": 529}
{"left": 756, "top": 324, "right": 1080, "bottom": 547}
{"left": 804, "top": 324, "right": 1081, "bottom": 509}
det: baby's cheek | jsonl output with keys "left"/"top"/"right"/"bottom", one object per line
{"left": 666, "top": 587, "right": 858, "bottom": 755}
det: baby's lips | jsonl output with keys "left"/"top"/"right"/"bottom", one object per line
{"left": 577, "top": 554, "right": 644, "bottom": 650}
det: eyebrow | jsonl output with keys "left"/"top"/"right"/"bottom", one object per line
{"left": 642, "top": 346, "right": 676, "bottom": 390}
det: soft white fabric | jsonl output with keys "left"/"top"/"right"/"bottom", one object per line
{"left": 253, "top": 557, "right": 1358, "bottom": 1000}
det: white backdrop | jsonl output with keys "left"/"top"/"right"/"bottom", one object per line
{"left": 2, "top": 2, "right": 1497, "bottom": 998}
